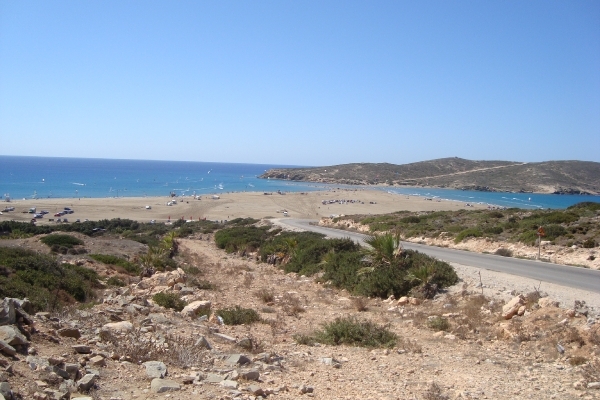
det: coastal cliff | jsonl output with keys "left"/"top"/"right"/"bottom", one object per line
{"left": 260, "top": 158, "right": 600, "bottom": 194}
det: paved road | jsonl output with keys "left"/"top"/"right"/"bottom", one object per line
{"left": 281, "top": 219, "right": 600, "bottom": 294}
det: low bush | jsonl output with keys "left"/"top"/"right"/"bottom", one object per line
{"left": 106, "top": 276, "right": 126, "bottom": 287}
{"left": 41, "top": 234, "right": 84, "bottom": 249}
{"left": 310, "top": 317, "right": 397, "bottom": 348}
{"left": 427, "top": 316, "right": 450, "bottom": 331}
{"left": 216, "top": 306, "right": 261, "bottom": 325}
{"left": 0, "top": 247, "right": 98, "bottom": 311}
{"left": 255, "top": 288, "right": 275, "bottom": 303}
{"left": 495, "top": 248, "right": 513, "bottom": 257}
{"left": 89, "top": 254, "right": 140, "bottom": 275}
{"left": 583, "top": 238, "right": 597, "bottom": 248}
{"left": 455, "top": 228, "right": 483, "bottom": 243}
{"left": 152, "top": 292, "right": 186, "bottom": 311}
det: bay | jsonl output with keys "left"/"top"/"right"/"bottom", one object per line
{"left": 1, "top": 156, "right": 598, "bottom": 210}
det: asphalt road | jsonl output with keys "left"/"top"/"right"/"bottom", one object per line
{"left": 281, "top": 219, "right": 600, "bottom": 294}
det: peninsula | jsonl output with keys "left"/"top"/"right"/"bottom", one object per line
{"left": 260, "top": 158, "right": 600, "bottom": 194}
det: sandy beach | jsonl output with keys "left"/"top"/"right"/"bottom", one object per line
{"left": 0, "top": 189, "right": 486, "bottom": 224}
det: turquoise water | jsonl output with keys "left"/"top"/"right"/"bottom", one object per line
{"left": 1, "top": 156, "right": 598, "bottom": 210}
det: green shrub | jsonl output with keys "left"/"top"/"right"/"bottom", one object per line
{"left": 427, "top": 316, "right": 450, "bottom": 331}
{"left": 401, "top": 216, "right": 421, "bottom": 223}
{"left": 583, "top": 238, "right": 597, "bottom": 248}
{"left": 189, "top": 278, "right": 215, "bottom": 290}
{"left": 41, "top": 234, "right": 84, "bottom": 249}
{"left": 152, "top": 292, "right": 186, "bottom": 311}
{"left": 311, "top": 317, "right": 397, "bottom": 348}
{"left": 0, "top": 247, "right": 98, "bottom": 311}
{"left": 483, "top": 226, "right": 503, "bottom": 235}
{"left": 89, "top": 254, "right": 140, "bottom": 274}
{"left": 495, "top": 248, "right": 513, "bottom": 257}
{"left": 216, "top": 306, "right": 261, "bottom": 325}
{"left": 455, "top": 228, "right": 483, "bottom": 243}
{"left": 543, "top": 224, "right": 567, "bottom": 241}
{"left": 214, "top": 226, "right": 272, "bottom": 253}
{"left": 106, "top": 276, "right": 126, "bottom": 287}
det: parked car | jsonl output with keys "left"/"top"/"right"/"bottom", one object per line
{"left": 54, "top": 212, "right": 62, "bottom": 217}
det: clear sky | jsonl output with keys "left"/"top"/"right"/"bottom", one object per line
{"left": 1, "top": 1, "right": 599, "bottom": 166}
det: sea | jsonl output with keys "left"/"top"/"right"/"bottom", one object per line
{"left": 1, "top": 155, "right": 599, "bottom": 210}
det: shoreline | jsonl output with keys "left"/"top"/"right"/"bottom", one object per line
{"left": 0, "top": 189, "right": 489, "bottom": 225}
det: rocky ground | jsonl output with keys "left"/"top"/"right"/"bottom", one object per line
{"left": 0, "top": 228, "right": 599, "bottom": 400}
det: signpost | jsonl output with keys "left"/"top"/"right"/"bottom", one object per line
{"left": 537, "top": 226, "right": 546, "bottom": 260}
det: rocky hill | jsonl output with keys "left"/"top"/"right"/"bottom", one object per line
{"left": 260, "top": 158, "right": 600, "bottom": 194}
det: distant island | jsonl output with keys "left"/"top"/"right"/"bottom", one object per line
{"left": 259, "top": 158, "right": 600, "bottom": 195}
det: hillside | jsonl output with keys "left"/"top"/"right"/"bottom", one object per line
{"left": 259, "top": 158, "right": 600, "bottom": 194}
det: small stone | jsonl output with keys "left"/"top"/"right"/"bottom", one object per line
{"left": 150, "top": 378, "right": 181, "bottom": 393}
{"left": 213, "top": 333, "right": 236, "bottom": 343}
{"left": 502, "top": 295, "right": 525, "bottom": 320}
{"left": 248, "top": 384, "right": 264, "bottom": 396}
{"left": 89, "top": 355, "right": 105, "bottom": 367}
{"left": 298, "top": 384, "right": 314, "bottom": 394}
{"left": 0, "top": 325, "right": 28, "bottom": 346}
{"left": 180, "top": 300, "right": 211, "bottom": 318}
{"left": 76, "top": 374, "right": 97, "bottom": 391}
{"left": 226, "top": 354, "right": 251, "bottom": 365}
{"left": 205, "top": 373, "right": 225, "bottom": 383}
{"left": 72, "top": 345, "right": 91, "bottom": 354}
{"left": 194, "top": 336, "right": 211, "bottom": 349}
{"left": 588, "top": 382, "right": 600, "bottom": 389}
{"left": 101, "top": 321, "right": 133, "bottom": 333}
{"left": 143, "top": 361, "right": 167, "bottom": 379}
{"left": 57, "top": 328, "right": 81, "bottom": 339}
{"left": 237, "top": 338, "right": 253, "bottom": 351}
{"left": 221, "top": 380, "right": 238, "bottom": 389}
{"left": 241, "top": 370, "right": 260, "bottom": 381}
{"left": 0, "top": 340, "right": 16, "bottom": 356}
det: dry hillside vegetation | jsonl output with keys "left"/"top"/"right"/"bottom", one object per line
{"left": 0, "top": 220, "right": 599, "bottom": 399}
{"left": 320, "top": 201, "right": 600, "bottom": 270}
{"left": 260, "top": 158, "right": 600, "bottom": 194}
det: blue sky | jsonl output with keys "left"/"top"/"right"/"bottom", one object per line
{"left": 1, "top": 1, "right": 599, "bottom": 166}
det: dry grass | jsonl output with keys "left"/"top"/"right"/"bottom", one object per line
{"left": 99, "top": 329, "right": 206, "bottom": 367}
{"left": 423, "top": 382, "right": 449, "bottom": 400}
{"left": 243, "top": 272, "right": 254, "bottom": 288}
{"left": 351, "top": 296, "right": 368, "bottom": 312}
{"left": 281, "top": 292, "right": 305, "bottom": 316}
{"left": 255, "top": 287, "right": 275, "bottom": 303}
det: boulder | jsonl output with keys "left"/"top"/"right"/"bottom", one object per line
{"left": 538, "top": 297, "right": 559, "bottom": 308}
{"left": 89, "top": 355, "right": 105, "bottom": 367}
{"left": 408, "top": 297, "right": 421, "bottom": 306}
{"left": 0, "top": 325, "right": 28, "bottom": 346}
{"left": 240, "top": 369, "right": 260, "bottom": 381}
{"left": 247, "top": 384, "right": 265, "bottom": 396}
{"left": 101, "top": 321, "right": 133, "bottom": 334}
{"left": 57, "top": 328, "right": 81, "bottom": 339}
{"left": 397, "top": 296, "right": 409, "bottom": 306}
{"left": 0, "top": 299, "right": 16, "bottom": 326}
{"left": 72, "top": 345, "right": 91, "bottom": 354}
{"left": 143, "top": 361, "right": 167, "bottom": 379}
{"left": 150, "top": 378, "right": 180, "bottom": 393}
{"left": 180, "top": 300, "right": 211, "bottom": 318}
{"left": 0, "top": 340, "right": 16, "bottom": 356}
{"left": 194, "top": 336, "right": 211, "bottom": 349}
{"left": 0, "top": 382, "right": 10, "bottom": 399}
{"left": 76, "top": 374, "right": 97, "bottom": 391}
{"left": 502, "top": 295, "right": 526, "bottom": 320}
{"left": 226, "top": 354, "right": 251, "bottom": 365}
